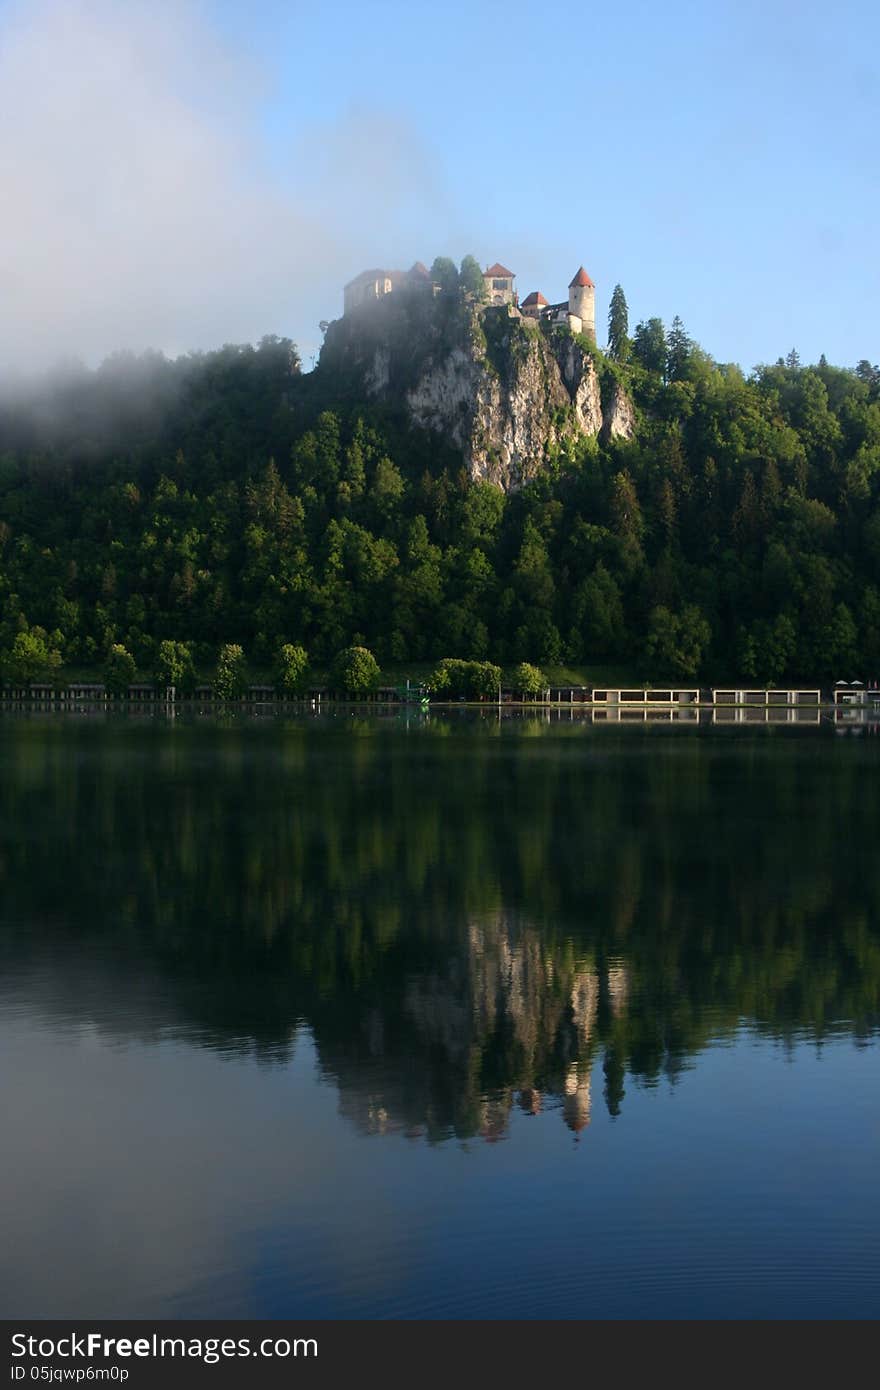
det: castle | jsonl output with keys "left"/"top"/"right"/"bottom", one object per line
{"left": 342, "top": 260, "right": 596, "bottom": 343}
{"left": 520, "top": 267, "right": 595, "bottom": 339}
{"left": 342, "top": 261, "right": 432, "bottom": 315}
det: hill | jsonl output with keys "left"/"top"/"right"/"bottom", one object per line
{"left": 0, "top": 284, "right": 879, "bottom": 684}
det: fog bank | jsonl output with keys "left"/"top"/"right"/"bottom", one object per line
{"left": 0, "top": 1, "right": 455, "bottom": 374}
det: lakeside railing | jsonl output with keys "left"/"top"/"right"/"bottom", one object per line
{"left": 1, "top": 681, "right": 877, "bottom": 707}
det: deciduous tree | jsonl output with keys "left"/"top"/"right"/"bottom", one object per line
{"left": 331, "top": 645, "right": 380, "bottom": 695}
{"left": 103, "top": 643, "right": 136, "bottom": 696}
{"left": 513, "top": 662, "right": 546, "bottom": 697}
{"left": 459, "top": 255, "right": 486, "bottom": 300}
{"left": 3, "top": 627, "right": 62, "bottom": 686}
{"left": 275, "top": 643, "right": 310, "bottom": 696}
{"left": 214, "top": 644, "right": 247, "bottom": 700}
{"left": 430, "top": 257, "right": 459, "bottom": 294}
{"left": 156, "top": 640, "right": 196, "bottom": 693}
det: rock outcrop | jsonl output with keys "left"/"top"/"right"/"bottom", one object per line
{"left": 318, "top": 296, "right": 634, "bottom": 491}
{"left": 601, "top": 379, "right": 637, "bottom": 442}
{"left": 406, "top": 324, "right": 575, "bottom": 490}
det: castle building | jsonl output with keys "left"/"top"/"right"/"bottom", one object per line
{"left": 482, "top": 262, "right": 517, "bottom": 306}
{"left": 341, "top": 258, "right": 596, "bottom": 343}
{"left": 343, "top": 261, "right": 431, "bottom": 315}
{"left": 520, "top": 291, "right": 548, "bottom": 319}
{"left": 519, "top": 267, "right": 596, "bottom": 342}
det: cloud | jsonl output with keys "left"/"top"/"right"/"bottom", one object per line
{"left": 0, "top": 0, "right": 440, "bottom": 371}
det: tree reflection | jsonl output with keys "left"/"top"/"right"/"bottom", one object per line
{"left": 0, "top": 715, "right": 878, "bottom": 1143}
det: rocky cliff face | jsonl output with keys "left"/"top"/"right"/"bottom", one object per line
{"left": 406, "top": 327, "right": 576, "bottom": 489}
{"left": 319, "top": 297, "right": 635, "bottom": 491}
{"left": 601, "top": 379, "right": 637, "bottom": 443}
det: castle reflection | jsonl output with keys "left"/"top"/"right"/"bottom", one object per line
{"left": 0, "top": 715, "right": 878, "bottom": 1146}
{"left": 330, "top": 913, "right": 617, "bottom": 1141}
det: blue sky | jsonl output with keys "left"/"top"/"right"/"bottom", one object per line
{"left": 1, "top": 0, "right": 877, "bottom": 371}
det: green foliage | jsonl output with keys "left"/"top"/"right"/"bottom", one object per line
{"left": 459, "top": 255, "right": 486, "bottom": 300}
{"left": 512, "top": 662, "right": 546, "bottom": 696}
{"left": 471, "top": 661, "right": 502, "bottom": 698}
{"left": 331, "top": 645, "right": 380, "bottom": 695}
{"left": 2, "top": 626, "right": 62, "bottom": 686}
{"left": 275, "top": 643, "right": 310, "bottom": 696}
{"left": 645, "top": 605, "right": 711, "bottom": 679}
{"left": 607, "top": 284, "right": 630, "bottom": 361}
{"left": 737, "top": 615, "right": 798, "bottom": 683}
{"left": 213, "top": 643, "right": 247, "bottom": 700}
{"left": 430, "top": 257, "right": 459, "bottom": 294}
{"left": 855, "top": 360, "right": 880, "bottom": 390}
{"left": 103, "top": 643, "right": 136, "bottom": 696}
{"left": 428, "top": 658, "right": 501, "bottom": 699}
{"left": 1, "top": 333, "right": 880, "bottom": 687}
{"left": 570, "top": 562, "right": 625, "bottom": 662}
{"left": 156, "top": 640, "right": 196, "bottom": 692}
{"left": 666, "top": 315, "right": 692, "bottom": 382}
{"left": 632, "top": 317, "right": 667, "bottom": 375}
{"left": 5, "top": 720, "right": 879, "bottom": 1139}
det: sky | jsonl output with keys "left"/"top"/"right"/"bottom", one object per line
{"left": 0, "top": 0, "right": 877, "bottom": 373}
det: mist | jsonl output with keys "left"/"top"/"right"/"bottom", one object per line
{"left": 0, "top": 0, "right": 457, "bottom": 377}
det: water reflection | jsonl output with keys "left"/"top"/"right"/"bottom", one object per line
{"left": 1, "top": 715, "right": 878, "bottom": 1151}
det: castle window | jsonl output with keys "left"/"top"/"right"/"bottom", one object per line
{"left": 492, "top": 279, "right": 509, "bottom": 291}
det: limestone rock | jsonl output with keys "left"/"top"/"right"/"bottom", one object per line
{"left": 559, "top": 339, "right": 603, "bottom": 436}
{"left": 364, "top": 346, "right": 391, "bottom": 396}
{"left": 408, "top": 324, "right": 572, "bottom": 489}
{"left": 318, "top": 299, "right": 635, "bottom": 491}
{"left": 601, "top": 379, "right": 636, "bottom": 442}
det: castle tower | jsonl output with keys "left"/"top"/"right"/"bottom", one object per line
{"left": 568, "top": 267, "right": 596, "bottom": 341}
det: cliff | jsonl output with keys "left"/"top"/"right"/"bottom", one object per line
{"left": 317, "top": 295, "right": 635, "bottom": 491}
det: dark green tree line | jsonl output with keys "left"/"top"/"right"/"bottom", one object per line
{"left": 1, "top": 326, "right": 879, "bottom": 683}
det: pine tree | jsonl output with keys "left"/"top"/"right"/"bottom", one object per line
{"left": 607, "top": 284, "right": 630, "bottom": 360}
{"left": 632, "top": 318, "right": 666, "bottom": 376}
{"left": 666, "top": 315, "right": 692, "bottom": 381}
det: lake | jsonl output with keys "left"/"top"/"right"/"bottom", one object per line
{"left": 1, "top": 711, "right": 878, "bottom": 1319}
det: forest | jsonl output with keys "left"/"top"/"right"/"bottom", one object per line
{"left": 1, "top": 283, "right": 879, "bottom": 688}
{"left": 2, "top": 717, "right": 878, "bottom": 1138}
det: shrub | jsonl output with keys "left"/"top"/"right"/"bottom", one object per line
{"left": 427, "top": 658, "right": 502, "bottom": 699}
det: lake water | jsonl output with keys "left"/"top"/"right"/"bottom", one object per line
{"left": 1, "top": 712, "right": 878, "bottom": 1319}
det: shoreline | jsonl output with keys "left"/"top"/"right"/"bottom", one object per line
{"left": 0, "top": 690, "right": 872, "bottom": 712}
{"left": 1, "top": 698, "right": 877, "bottom": 730}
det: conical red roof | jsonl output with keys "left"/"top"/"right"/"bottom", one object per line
{"left": 569, "top": 267, "right": 594, "bottom": 288}
{"left": 521, "top": 291, "right": 548, "bottom": 307}
{"left": 485, "top": 262, "right": 515, "bottom": 278}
